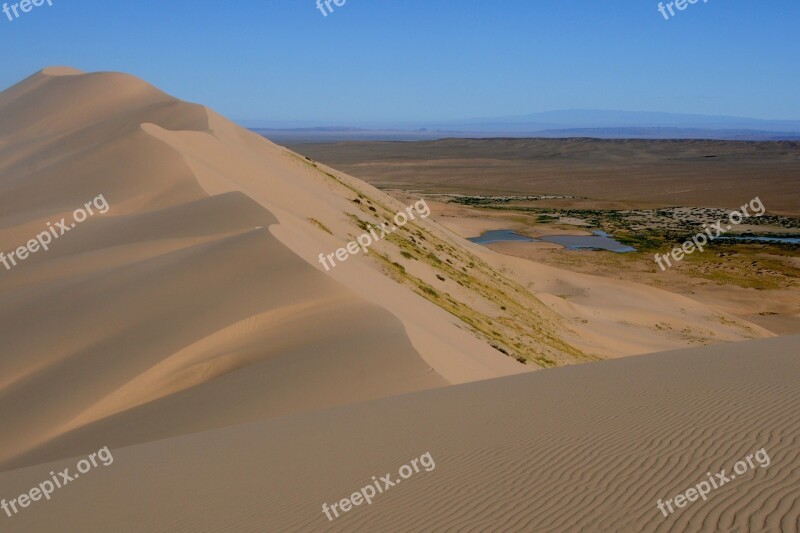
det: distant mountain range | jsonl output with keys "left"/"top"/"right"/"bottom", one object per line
{"left": 436, "top": 109, "right": 800, "bottom": 133}
{"left": 527, "top": 127, "right": 800, "bottom": 141}
{"left": 245, "top": 110, "right": 800, "bottom": 142}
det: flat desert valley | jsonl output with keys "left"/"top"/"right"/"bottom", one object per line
{"left": 291, "top": 139, "right": 800, "bottom": 336}
{"left": 0, "top": 69, "right": 798, "bottom": 532}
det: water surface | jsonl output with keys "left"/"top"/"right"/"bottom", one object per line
{"left": 540, "top": 230, "right": 636, "bottom": 253}
{"left": 469, "top": 229, "right": 635, "bottom": 252}
{"left": 468, "top": 230, "right": 538, "bottom": 245}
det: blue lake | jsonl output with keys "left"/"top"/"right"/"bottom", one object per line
{"left": 468, "top": 230, "right": 538, "bottom": 245}
{"left": 469, "top": 229, "right": 636, "bottom": 253}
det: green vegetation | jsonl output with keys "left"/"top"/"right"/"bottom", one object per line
{"left": 292, "top": 150, "right": 600, "bottom": 368}
{"left": 345, "top": 213, "right": 371, "bottom": 232}
{"left": 681, "top": 245, "right": 800, "bottom": 290}
{"left": 372, "top": 223, "right": 592, "bottom": 367}
{"left": 307, "top": 218, "right": 332, "bottom": 235}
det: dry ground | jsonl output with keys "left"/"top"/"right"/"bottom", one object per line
{"left": 287, "top": 139, "right": 800, "bottom": 335}
{"left": 287, "top": 138, "right": 800, "bottom": 216}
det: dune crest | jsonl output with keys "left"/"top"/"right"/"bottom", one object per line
{"left": 39, "top": 66, "right": 84, "bottom": 76}
{"left": 0, "top": 68, "right": 773, "bottom": 471}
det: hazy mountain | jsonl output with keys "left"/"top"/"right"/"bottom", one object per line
{"left": 434, "top": 109, "right": 800, "bottom": 133}
{"left": 247, "top": 110, "right": 800, "bottom": 142}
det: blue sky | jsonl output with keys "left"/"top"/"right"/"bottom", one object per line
{"left": 1, "top": 0, "right": 798, "bottom": 123}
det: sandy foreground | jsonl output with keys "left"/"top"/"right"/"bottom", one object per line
{"left": 0, "top": 68, "right": 797, "bottom": 531}
{"left": 1, "top": 334, "right": 798, "bottom": 532}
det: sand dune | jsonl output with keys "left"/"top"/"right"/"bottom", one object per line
{"left": 472, "top": 247, "right": 774, "bottom": 357}
{"left": 0, "top": 67, "right": 777, "bottom": 471}
{"left": 0, "top": 68, "right": 454, "bottom": 469}
{"left": 1, "top": 67, "right": 792, "bottom": 532}
{"left": 1, "top": 334, "right": 797, "bottom": 532}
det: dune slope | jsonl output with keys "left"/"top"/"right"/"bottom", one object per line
{"left": 0, "top": 68, "right": 458, "bottom": 469}
{"left": 0, "top": 335, "right": 797, "bottom": 532}
{"left": 0, "top": 67, "right": 775, "bottom": 472}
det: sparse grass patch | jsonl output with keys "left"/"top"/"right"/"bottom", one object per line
{"left": 308, "top": 218, "right": 332, "bottom": 235}
{"left": 421, "top": 285, "right": 438, "bottom": 297}
{"left": 346, "top": 213, "right": 371, "bottom": 232}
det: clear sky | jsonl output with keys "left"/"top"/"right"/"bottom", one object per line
{"left": 1, "top": 0, "right": 798, "bottom": 123}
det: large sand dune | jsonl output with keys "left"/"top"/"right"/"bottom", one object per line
{"left": 0, "top": 67, "right": 775, "bottom": 469}
{"left": 1, "top": 334, "right": 797, "bottom": 532}
{"left": 0, "top": 68, "right": 793, "bottom": 532}
{"left": 0, "top": 68, "right": 452, "bottom": 469}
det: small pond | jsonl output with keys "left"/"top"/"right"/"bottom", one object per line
{"left": 469, "top": 229, "right": 636, "bottom": 253}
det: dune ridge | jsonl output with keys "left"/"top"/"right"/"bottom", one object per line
{"left": 0, "top": 68, "right": 451, "bottom": 469}
{"left": 0, "top": 68, "right": 775, "bottom": 473}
